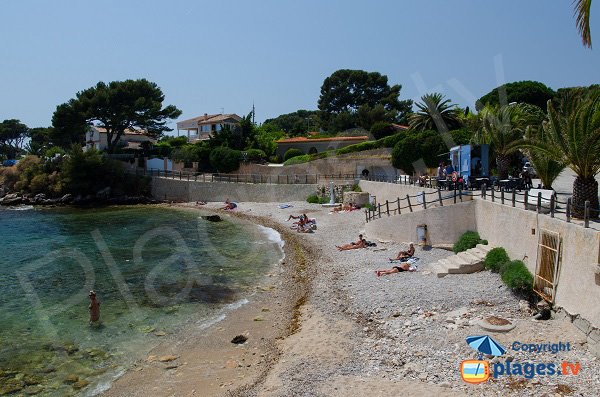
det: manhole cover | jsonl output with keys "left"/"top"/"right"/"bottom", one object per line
{"left": 486, "top": 316, "right": 511, "bottom": 326}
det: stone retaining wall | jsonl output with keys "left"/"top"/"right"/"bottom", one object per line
{"left": 151, "top": 177, "right": 318, "bottom": 203}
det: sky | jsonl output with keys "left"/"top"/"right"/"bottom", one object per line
{"left": 1, "top": 0, "right": 599, "bottom": 132}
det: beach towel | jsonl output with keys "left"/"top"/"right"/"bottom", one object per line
{"left": 279, "top": 204, "right": 293, "bottom": 209}
{"left": 406, "top": 257, "right": 420, "bottom": 271}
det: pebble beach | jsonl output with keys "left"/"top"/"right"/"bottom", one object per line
{"left": 104, "top": 201, "right": 599, "bottom": 397}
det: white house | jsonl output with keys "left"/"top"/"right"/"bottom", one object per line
{"left": 85, "top": 126, "right": 156, "bottom": 151}
{"left": 176, "top": 113, "right": 242, "bottom": 143}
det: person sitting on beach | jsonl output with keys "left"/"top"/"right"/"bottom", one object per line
{"left": 375, "top": 262, "right": 416, "bottom": 276}
{"left": 221, "top": 199, "right": 237, "bottom": 210}
{"left": 336, "top": 234, "right": 366, "bottom": 251}
{"left": 389, "top": 242, "right": 415, "bottom": 261}
{"left": 297, "top": 223, "right": 315, "bottom": 233}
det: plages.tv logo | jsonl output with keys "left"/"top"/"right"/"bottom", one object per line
{"left": 460, "top": 335, "right": 581, "bottom": 384}
{"left": 460, "top": 335, "right": 503, "bottom": 384}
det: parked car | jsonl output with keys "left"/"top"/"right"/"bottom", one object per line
{"left": 2, "top": 159, "right": 17, "bottom": 167}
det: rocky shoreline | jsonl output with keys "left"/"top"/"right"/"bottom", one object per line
{"left": 0, "top": 192, "right": 159, "bottom": 207}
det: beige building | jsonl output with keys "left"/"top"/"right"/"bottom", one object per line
{"left": 176, "top": 113, "right": 242, "bottom": 143}
{"left": 85, "top": 126, "right": 155, "bottom": 151}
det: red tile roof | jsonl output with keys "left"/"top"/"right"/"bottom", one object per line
{"left": 276, "top": 136, "right": 369, "bottom": 143}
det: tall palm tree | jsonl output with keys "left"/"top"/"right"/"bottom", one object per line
{"left": 574, "top": 0, "right": 593, "bottom": 48}
{"left": 409, "top": 93, "right": 461, "bottom": 132}
{"left": 477, "top": 104, "right": 542, "bottom": 180}
{"left": 544, "top": 92, "right": 600, "bottom": 217}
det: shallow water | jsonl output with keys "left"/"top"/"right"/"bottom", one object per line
{"left": 0, "top": 205, "right": 283, "bottom": 396}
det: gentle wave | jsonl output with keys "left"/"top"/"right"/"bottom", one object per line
{"left": 257, "top": 225, "right": 285, "bottom": 249}
{"left": 196, "top": 297, "right": 250, "bottom": 330}
{"left": 6, "top": 204, "right": 34, "bottom": 211}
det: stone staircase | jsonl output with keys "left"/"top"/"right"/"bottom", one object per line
{"left": 430, "top": 244, "right": 493, "bottom": 278}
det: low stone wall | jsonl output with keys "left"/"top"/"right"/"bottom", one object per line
{"left": 151, "top": 177, "right": 318, "bottom": 203}
{"left": 474, "top": 199, "right": 600, "bottom": 331}
{"left": 364, "top": 201, "right": 476, "bottom": 246}
{"left": 358, "top": 180, "right": 437, "bottom": 205}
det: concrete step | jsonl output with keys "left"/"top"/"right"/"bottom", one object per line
{"left": 437, "top": 258, "right": 459, "bottom": 269}
{"left": 430, "top": 263, "right": 449, "bottom": 278}
{"left": 476, "top": 244, "right": 493, "bottom": 254}
{"left": 447, "top": 255, "right": 471, "bottom": 267}
{"left": 458, "top": 251, "right": 481, "bottom": 264}
{"left": 446, "top": 262, "right": 485, "bottom": 274}
{"left": 466, "top": 248, "right": 487, "bottom": 259}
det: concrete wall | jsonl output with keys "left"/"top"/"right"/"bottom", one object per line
{"left": 359, "top": 180, "right": 438, "bottom": 205}
{"left": 151, "top": 177, "right": 318, "bottom": 203}
{"left": 365, "top": 192, "right": 600, "bottom": 332}
{"left": 365, "top": 201, "right": 476, "bottom": 245}
{"left": 474, "top": 199, "right": 600, "bottom": 329}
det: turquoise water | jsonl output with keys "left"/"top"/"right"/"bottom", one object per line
{"left": 0, "top": 205, "right": 283, "bottom": 396}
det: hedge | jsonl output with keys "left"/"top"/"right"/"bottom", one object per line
{"left": 501, "top": 260, "right": 534, "bottom": 292}
{"left": 484, "top": 247, "right": 510, "bottom": 273}
{"left": 453, "top": 231, "right": 485, "bottom": 253}
{"left": 283, "top": 148, "right": 304, "bottom": 162}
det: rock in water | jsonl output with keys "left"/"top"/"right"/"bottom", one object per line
{"left": 202, "top": 215, "right": 222, "bottom": 222}
{"left": 231, "top": 335, "right": 247, "bottom": 344}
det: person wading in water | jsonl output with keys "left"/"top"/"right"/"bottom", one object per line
{"left": 89, "top": 291, "right": 101, "bottom": 324}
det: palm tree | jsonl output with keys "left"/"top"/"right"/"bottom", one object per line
{"left": 409, "top": 93, "right": 461, "bottom": 132}
{"left": 574, "top": 0, "right": 593, "bottom": 48}
{"left": 477, "top": 104, "right": 542, "bottom": 180}
{"left": 523, "top": 126, "right": 567, "bottom": 189}
{"left": 543, "top": 92, "right": 600, "bottom": 217}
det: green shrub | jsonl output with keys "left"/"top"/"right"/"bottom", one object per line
{"left": 453, "top": 231, "right": 482, "bottom": 253}
{"left": 284, "top": 148, "right": 303, "bottom": 161}
{"left": 306, "top": 194, "right": 329, "bottom": 204}
{"left": 245, "top": 148, "right": 267, "bottom": 162}
{"left": 381, "top": 132, "right": 407, "bottom": 148}
{"left": 484, "top": 247, "right": 510, "bottom": 273}
{"left": 392, "top": 130, "right": 447, "bottom": 174}
{"left": 284, "top": 154, "right": 312, "bottom": 165}
{"left": 501, "top": 260, "right": 533, "bottom": 292}
{"left": 268, "top": 154, "right": 282, "bottom": 163}
{"left": 351, "top": 184, "right": 362, "bottom": 192}
{"left": 209, "top": 146, "right": 241, "bottom": 173}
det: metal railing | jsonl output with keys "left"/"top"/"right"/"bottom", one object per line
{"left": 365, "top": 183, "right": 599, "bottom": 229}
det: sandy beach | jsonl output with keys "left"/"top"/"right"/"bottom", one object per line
{"left": 102, "top": 201, "right": 599, "bottom": 397}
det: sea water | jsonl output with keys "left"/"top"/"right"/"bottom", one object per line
{"left": 0, "top": 205, "right": 283, "bottom": 396}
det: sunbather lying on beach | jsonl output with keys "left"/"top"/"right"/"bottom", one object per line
{"left": 221, "top": 199, "right": 237, "bottom": 210}
{"left": 389, "top": 242, "right": 415, "bottom": 261}
{"left": 287, "top": 214, "right": 302, "bottom": 221}
{"left": 336, "top": 234, "right": 366, "bottom": 250}
{"left": 375, "top": 262, "right": 416, "bottom": 276}
{"left": 332, "top": 203, "right": 360, "bottom": 213}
